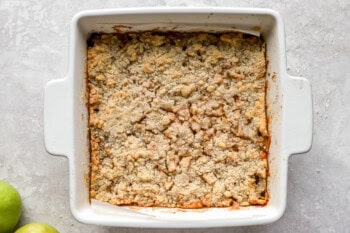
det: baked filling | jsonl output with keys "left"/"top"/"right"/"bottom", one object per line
{"left": 87, "top": 32, "right": 268, "bottom": 208}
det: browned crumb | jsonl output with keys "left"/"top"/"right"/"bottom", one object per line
{"left": 87, "top": 32, "right": 268, "bottom": 208}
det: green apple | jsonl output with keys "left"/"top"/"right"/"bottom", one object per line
{"left": 15, "top": 222, "right": 59, "bottom": 233}
{"left": 0, "top": 180, "right": 22, "bottom": 233}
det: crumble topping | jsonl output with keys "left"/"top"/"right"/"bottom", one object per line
{"left": 87, "top": 32, "right": 268, "bottom": 208}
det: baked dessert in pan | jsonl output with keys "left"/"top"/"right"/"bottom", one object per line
{"left": 87, "top": 32, "right": 268, "bottom": 208}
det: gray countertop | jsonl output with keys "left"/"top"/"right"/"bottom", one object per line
{"left": 1, "top": 0, "right": 349, "bottom": 232}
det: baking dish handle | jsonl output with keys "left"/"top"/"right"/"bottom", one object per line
{"left": 284, "top": 75, "right": 313, "bottom": 156}
{"left": 44, "top": 77, "right": 71, "bottom": 157}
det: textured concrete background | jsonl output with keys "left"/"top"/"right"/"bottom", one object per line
{"left": 0, "top": 0, "right": 349, "bottom": 232}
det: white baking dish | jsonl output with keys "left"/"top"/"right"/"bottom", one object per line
{"left": 44, "top": 7, "right": 313, "bottom": 228}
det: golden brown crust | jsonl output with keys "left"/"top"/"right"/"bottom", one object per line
{"left": 87, "top": 32, "right": 268, "bottom": 208}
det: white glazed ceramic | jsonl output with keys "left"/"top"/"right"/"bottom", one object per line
{"left": 44, "top": 8, "right": 313, "bottom": 228}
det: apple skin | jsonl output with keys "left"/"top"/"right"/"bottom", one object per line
{"left": 15, "top": 222, "right": 59, "bottom": 233}
{"left": 0, "top": 180, "right": 22, "bottom": 233}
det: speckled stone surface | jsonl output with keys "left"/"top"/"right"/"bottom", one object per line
{"left": 0, "top": 0, "right": 349, "bottom": 232}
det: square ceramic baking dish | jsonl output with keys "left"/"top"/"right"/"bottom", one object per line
{"left": 44, "top": 7, "right": 313, "bottom": 228}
